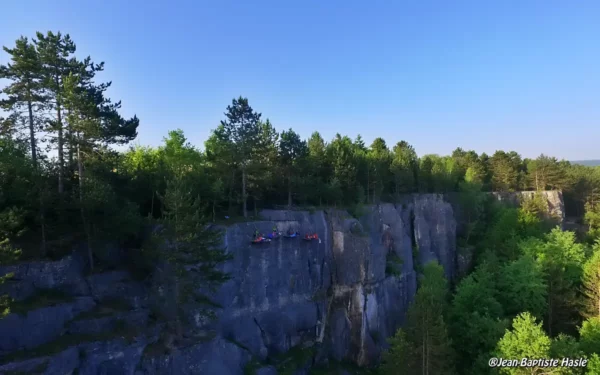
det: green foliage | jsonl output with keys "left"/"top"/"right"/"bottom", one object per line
{"left": 385, "top": 252, "right": 403, "bottom": 277}
{"left": 3, "top": 30, "right": 600, "bottom": 374}
{"left": 1, "top": 321, "right": 140, "bottom": 364}
{"left": 489, "top": 151, "right": 523, "bottom": 192}
{"left": 148, "top": 173, "right": 232, "bottom": 335}
{"left": 581, "top": 241, "right": 600, "bottom": 319}
{"left": 457, "top": 171, "right": 486, "bottom": 246}
{"left": 580, "top": 317, "right": 600, "bottom": 355}
{"left": 1, "top": 289, "right": 73, "bottom": 319}
{"left": 495, "top": 312, "right": 553, "bottom": 375}
{"left": 520, "top": 228, "right": 587, "bottom": 335}
{"left": 379, "top": 329, "right": 412, "bottom": 374}
{"left": 526, "top": 154, "right": 569, "bottom": 191}
{"left": 391, "top": 141, "right": 418, "bottom": 195}
{"left": 588, "top": 354, "right": 600, "bottom": 375}
{"left": 496, "top": 255, "right": 547, "bottom": 319}
{"left": 449, "top": 263, "right": 508, "bottom": 375}
{"left": 382, "top": 262, "right": 455, "bottom": 375}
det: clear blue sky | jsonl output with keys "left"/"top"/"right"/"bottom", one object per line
{"left": 1, "top": 0, "right": 599, "bottom": 160}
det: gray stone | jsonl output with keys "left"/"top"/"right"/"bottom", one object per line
{"left": 0, "top": 255, "right": 86, "bottom": 301}
{"left": 256, "top": 365, "right": 278, "bottom": 375}
{"left": 413, "top": 194, "right": 457, "bottom": 281}
{"left": 68, "top": 309, "right": 149, "bottom": 336}
{"left": 491, "top": 190, "right": 565, "bottom": 225}
{"left": 0, "top": 297, "right": 95, "bottom": 355}
{"left": 87, "top": 271, "right": 148, "bottom": 309}
{"left": 43, "top": 347, "right": 80, "bottom": 375}
{"left": 3, "top": 187, "right": 530, "bottom": 371}
{"left": 78, "top": 338, "right": 146, "bottom": 375}
{"left": 0, "top": 356, "right": 49, "bottom": 374}
{"left": 140, "top": 337, "right": 250, "bottom": 375}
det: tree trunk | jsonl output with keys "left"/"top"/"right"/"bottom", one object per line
{"left": 77, "top": 142, "right": 94, "bottom": 271}
{"left": 67, "top": 111, "right": 74, "bottom": 172}
{"left": 287, "top": 173, "right": 292, "bottom": 208}
{"left": 27, "top": 100, "right": 37, "bottom": 165}
{"left": 228, "top": 170, "right": 236, "bottom": 215}
{"left": 150, "top": 191, "right": 155, "bottom": 218}
{"left": 242, "top": 167, "right": 247, "bottom": 218}
{"left": 547, "top": 282, "right": 553, "bottom": 337}
{"left": 57, "top": 102, "right": 64, "bottom": 194}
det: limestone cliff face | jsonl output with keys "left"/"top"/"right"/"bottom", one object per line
{"left": 491, "top": 190, "right": 565, "bottom": 224}
{"left": 208, "top": 194, "right": 456, "bottom": 369}
{"left": 0, "top": 194, "right": 465, "bottom": 374}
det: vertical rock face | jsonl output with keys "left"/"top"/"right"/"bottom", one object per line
{"left": 0, "top": 193, "right": 464, "bottom": 374}
{"left": 207, "top": 194, "right": 457, "bottom": 368}
{"left": 491, "top": 190, "right": 565, "bottom": 224}
{"left": 412, "top": 195, "right": 457, "bottom": 281}
{"left": 211, "top": 210, "right": 332, "bottom": 360}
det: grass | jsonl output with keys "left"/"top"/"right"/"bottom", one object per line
{"left": 72, "top": 297, "right": 131, "bottom": 321}
{"left": 0, "top": 320, "right": 140, "bottom": 364}
{"left": 1, "top": 289, "right": 73, "bottom": 318}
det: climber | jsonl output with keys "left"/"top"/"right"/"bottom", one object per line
{"left": 284, "top": 230, "right": 300, "bottom": 238}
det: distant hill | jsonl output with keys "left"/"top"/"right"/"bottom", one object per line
{"left": 571, "top": 160, "right": 600, "bottom": 167}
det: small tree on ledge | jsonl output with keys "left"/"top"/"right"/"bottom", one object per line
{"left": 151, "top": 173, "right": 231, "bottom": 341}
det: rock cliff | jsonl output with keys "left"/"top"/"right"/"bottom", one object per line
{"left": 0, "top": 192, "right": 563, "bottom": 374}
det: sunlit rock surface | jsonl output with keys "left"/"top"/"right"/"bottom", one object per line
{"left": 1, "top": 191, "right": 560, "bottom": 374}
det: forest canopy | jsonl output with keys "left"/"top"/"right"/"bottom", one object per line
{"left": 1, "top": 31, "right": 600, "bottom": 375}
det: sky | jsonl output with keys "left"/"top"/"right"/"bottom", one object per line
{"left": 0, "top": 0, "right": 599, "bottom": 160}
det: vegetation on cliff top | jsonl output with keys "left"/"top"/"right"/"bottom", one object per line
{"left": 1, "top": 31, "right": 600, "bottom": 374}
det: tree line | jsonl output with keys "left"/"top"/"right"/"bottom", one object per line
{"left": 1, "top": 31, "right": 599, "bottom": 260}
{"left": 2, "top": 32, "right": 600, "bottom": 372}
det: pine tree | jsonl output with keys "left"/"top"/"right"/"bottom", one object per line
{"left": 404, "top": 262, "right": 455, "bottom": 375}
{"left": 279, "top": 128, "right": 307, "bottom": 207}
{"left": 219, "top": 97, "right": 262, "bottom": 217}
{"left": 327, "top": 134, "right": 357, "bottom": 204}
{"left": 391, "top": 141, "right": 418, "bottom": 196}
{"left": 62, "top": 63, "right": 138, "bottom": 270}
{"left": 307, "top": 131, "right": 329, "bottom": 206}
{"left": 579, "top": 317, "right": 600, "bottom": 355}
{"left": 449, "top": 263, "right": 507, "bottom": 375}
{"left": 154, "top": 174, "right": 231, "bottom": 339}
{"left": 34, "top": 31, "right": 76, "bottom": 194}
{"left": 367, "top": 138, "right": 391, "bottom": 203}
{"left": 495, "top": 312, "right": 554, "bottom": 375}
{"left": 489, "top": 151, "right": 520, "bottom": 192}
{"left": 380, "top": 328, "right": 414, "bottom": 374}
{"left": 0, "top": 36, "right": 46, "bottom": 165}
{"left": 527, "top": 155, "right": 568, "bottom": 191}
{"left": 581, "top": 241, "right": 600, "bottom": 319}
